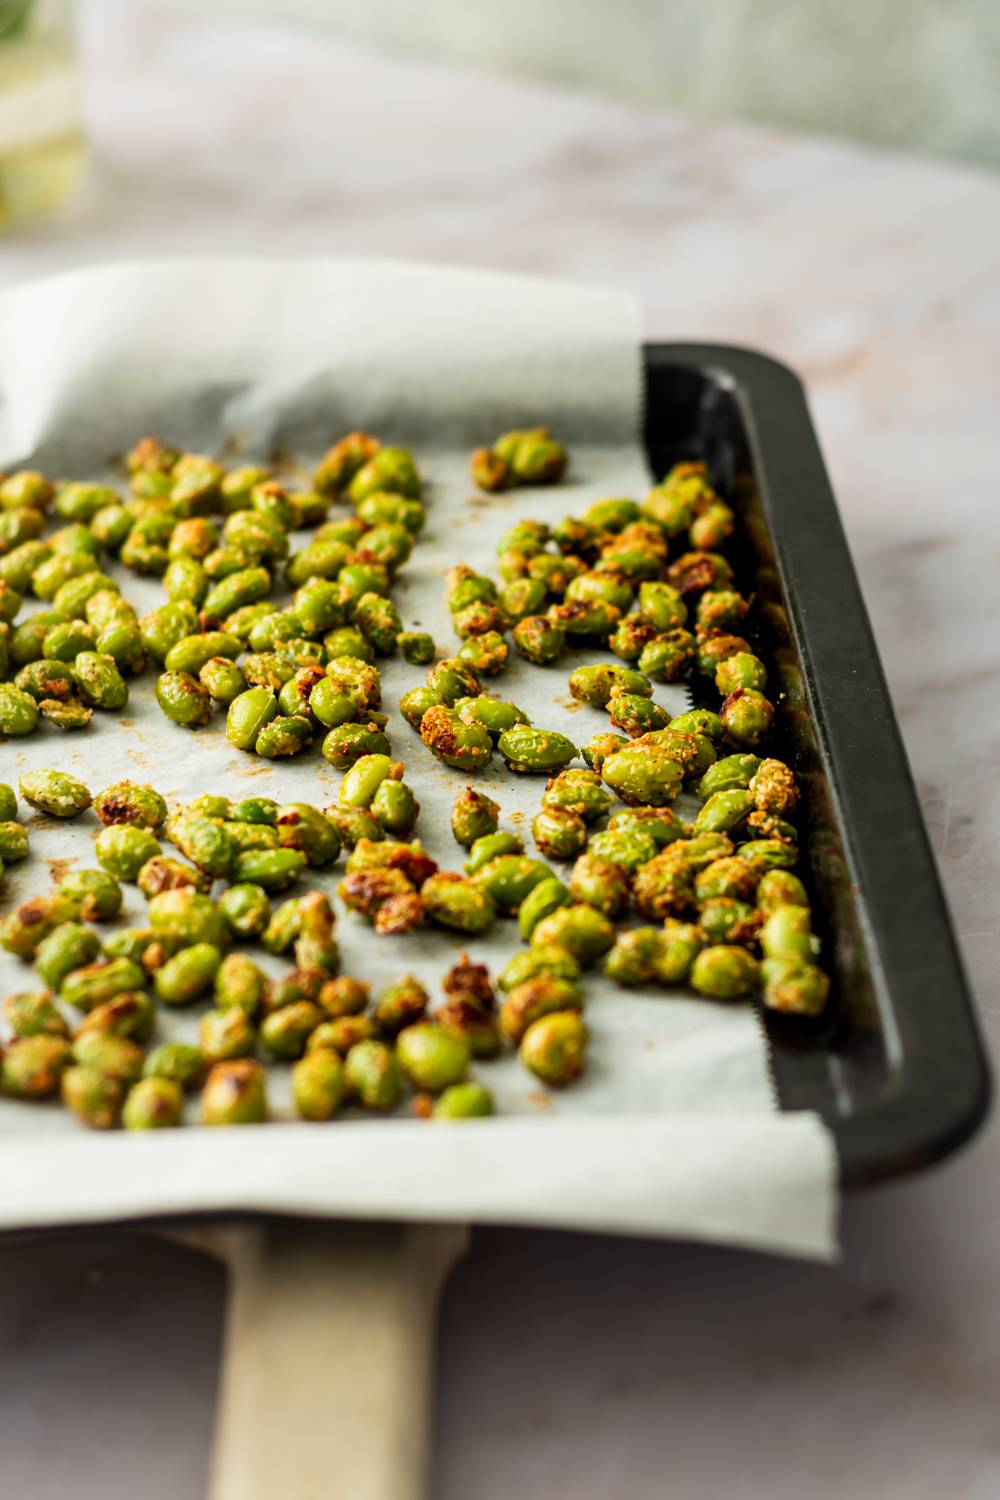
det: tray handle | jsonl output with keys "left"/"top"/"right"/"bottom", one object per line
{"left": 176, "top": 1219, "right": 467, "bottom": 1500}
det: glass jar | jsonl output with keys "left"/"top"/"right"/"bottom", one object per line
{"left": 0, "top": 0, "right": 85, "bottom": 227}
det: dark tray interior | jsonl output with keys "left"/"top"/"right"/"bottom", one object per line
{"left": 643, "top": 343, "right": 990, "bottom": 1187}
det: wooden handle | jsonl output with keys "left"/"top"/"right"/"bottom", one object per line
{"left": 177, "top": 1220, "right": 467, "bottom": 1500}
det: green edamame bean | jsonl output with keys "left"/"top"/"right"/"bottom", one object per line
{"left": 260, "top": 1000, "right": 323, "bottom": 1060}
{"left": 123, "top": 1077, "right": 184, "bottom": 1130}
{"left": 0, "top": 469, "right": 54, "bottom": 511}
{"left": 760, "top": 957, "right": 830, "bottom": 1017}
{"left": 520, "top": 1011, "right": 588, "bottom": 1087}
{"left": 164, "top": 631, "right": 242, "bottom": 676}
{"left": 201, "top": 1059, "right": 268, "bottom": 1125}
{"left": 226, "top": 686, "right": 278, "bottom": 750}
{"left": 342, "top": 1040, "right": 405, "bottom": 1111}
{"left": 232, "top": 848, "right": 307, "bottom": 891}
{"left": 588, "top": 825, "right": 660, "bottom": 873}
{"left": 499, "top": 945, "right": 582, "bottom": 993}
{"left": 272, "top": 804, "right": 340, "bottom": 869}
{"left": 372, "top": 977, "right": 429, "bottom": 1035}
{"left": 737, "top": 838, "right": 798, "bottom": 871}
{"left": 637, "top": 580, "right": 687, "bottom": 631}
{"left": 531, "top": 807, "right": 588, "bottom": 861}
{"left": 0, "top": 683, "right": 40, "bottom": 735}
{"left": 214, "top": 952, "right": 267, "bottom": 1016}
{"left": 457, "top": 630, "right": 509, "bottom": 677}
{"left": 426, "top": 658, "right": 480, "bottom": 706}
{"left": 59, "top": 869, "right": 122, "bottom": 921}
{"left": 14, "top": 651, "right": 77, "bottom": 701}
{"left": 95, "top": 825, "right": 162, "bottom": 881}
{"left": 323, "top": 624, "right": 374, "bottom": 662}
{"left": 716, "top": 652, "right": 768, "bottom": 695}
{"left": 693, "top": 788, "right": 754, "bottom": 835}
{"left": 154, "top": 943, "right": 223, "bottom": 1005}
{"left": 171, "top": 815, "right": 235, "bottom": 879}
{"left": 199, "top": 655, "right": 246, "bottom": 704}
{"left": 43, "top": 619, "right": 95, "bottom": 660}
{"left": 292, "top": 1050, "right": 344, "bottom": 1121}
{"left": 201, "top": 567, "right": 271, "bottom": 625}
{"left": 0, "top": 894, "right": 80, "bottom": 957}
{"left": 349, "top": 446, "right": 421, "bottom": 503}
{"left": 60, "top": 1065, "right": 124, "bottom": 1127}
{"left": 255, "top": 715, "right": 313, "bottom": 757}
{"left": 474, "top": 855, "right": 553, "bottom": 912}
{"left": 339, "top": 753, "right": 395, "bottom": 808}
{"left": 497, "top": 724, "right": 576, "bottom": 774}
{"left": 607, "top": 691, "right": 671, "bottom": 738}
{"left": 454, "top": 696, "right": 528, "bottom": 740}
{"left": 231, "top": 796, "right": 279, "bottom": 826}
{"left": 19, "top": 769, "right": 92, "bottom": 819}
{"left": 694, "top": 856, "right": 759, "bottom": 904}
{"left": 464, "top": 830, "right": 524, "bottom": 875}
{"left": 396, "top": 1023, "right": 469, "bottom": 1093}
{"left": 517, "top": 877, "right": 572, "bottom": 941}
{"left": 199, "top": 1007, "right": 257, "bottom": 1062}
{"left": 690, "top": 945, "right": 759, "bottom": 1000}
{"left": 370, "top": 779, "right": 419, "bottom": 836}
{"left": 567, "top": 664, "right": 650, "bottom": 708}
{"left": 420, "top": 872, "right": 496, "bottom": 933}
{"left": 696, "top": 753, "right": 762, "bottom": 801}
{"left": 530, "top": 904, "right": 615, "bottom": 967}
{"left": 59, "top": 958, "right": 146, "bottom": 1011}
{"left": 1, "top": 1035, "right": 72, "bottom": 1097}
{"left": 397, "top": 630, "right": 435, "bottom": 665}
{"left": 420, "top": 706, "right": 492, "bottom": 772}
{"left": 5, "top": 990, "right": 69, "bottom": 1039}
{"left": 308, "top": 677, "right": 359, "bottom": 729}
{"left": 602, "top": 745, "right": 683, "bottom": 807}
{"left": 669, "top": 708, "right": 724, "bottom": 743}
{"left": 319, "top": 722, "right": 390, "bottom": 769}
{"left": 499, "top": 975, "right": 583, "bottom": 1044}
{"left": 34, "top": 923, "right": 101, "bottom": 989}
{"left": 163, "top": 556, "right": 207, "bottom": 607}
{"left": 450, "top": 787, "right": 500, "bottom": 847}
{"left": 73, "top": 651, "right": 128, "bottom": 709}
{"left": 93, "top": 781, "right": 167, "bottom": 831}
{"left": 749, "top": 759, "right": 799, "bottom": 816}
{"left": 137, "top": 852, "right": 212, "bottom": 894}
{"left": 512, "top": 615, "right": 566, "bottom": 665}
{"left": 756, "top": 870, "right": 809, "bottom": 912}
{"left": 72, "top": 1030, "right": 144, "bottom": 1085}
{"left": 540, "top": 769, "right": 612, "bottom": 825}
{"left": 432, "top": 1082, "right": 494, "bottom": 1119}
{"left": 76, "top": 990, "right": 156, "bottom": 1043}
{"left": 143, "top": 1042, "right": 206, "bottom": 1092}
{"left": 156, "top": 669, "right": 211, "bottom": 727}
{"left": 398, "top": 685, "right": 443, "bottom": 730}
{"left": 148, "top": 887, "right": 226, "bottom": 947}
{"left": 760, "top": 905, "right": 817, "bottom": 962}
{"left": 606, "top": 804, "right": 685, "bottom": 848}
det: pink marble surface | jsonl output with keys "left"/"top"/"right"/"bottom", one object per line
{"left": 2, "top": 4, "right": 1000, "bottom": 1496}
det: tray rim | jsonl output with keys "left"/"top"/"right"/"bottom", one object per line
{"left": 643, "top": 339, "right": 991, "bottom": 1188}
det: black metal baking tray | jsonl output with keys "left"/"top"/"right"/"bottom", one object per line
{"left": 643, "top": 343, "right": 990, "bottom": 1187}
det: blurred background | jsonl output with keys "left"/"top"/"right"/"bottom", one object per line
{"left": 2, "top": 0, "right": 999, "bottom": 230}
{"left": 178, "top": 0, "right": 1000, "bottom": 166}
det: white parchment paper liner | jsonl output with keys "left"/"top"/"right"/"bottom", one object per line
{"left": 0, "top": 260, "right": 837, "bottom": 1259}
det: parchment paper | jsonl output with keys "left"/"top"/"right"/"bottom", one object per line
{"left": 0, "top": 261, "right": 837, "bottom": 1259}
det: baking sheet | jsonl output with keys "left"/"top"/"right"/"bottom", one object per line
{"left": 0, "top": 260, "right": 836, "bottom": 1258}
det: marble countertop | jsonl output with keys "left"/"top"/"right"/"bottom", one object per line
{"left": 3, "top": 4, "right": 1000, "bottom": 1496}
